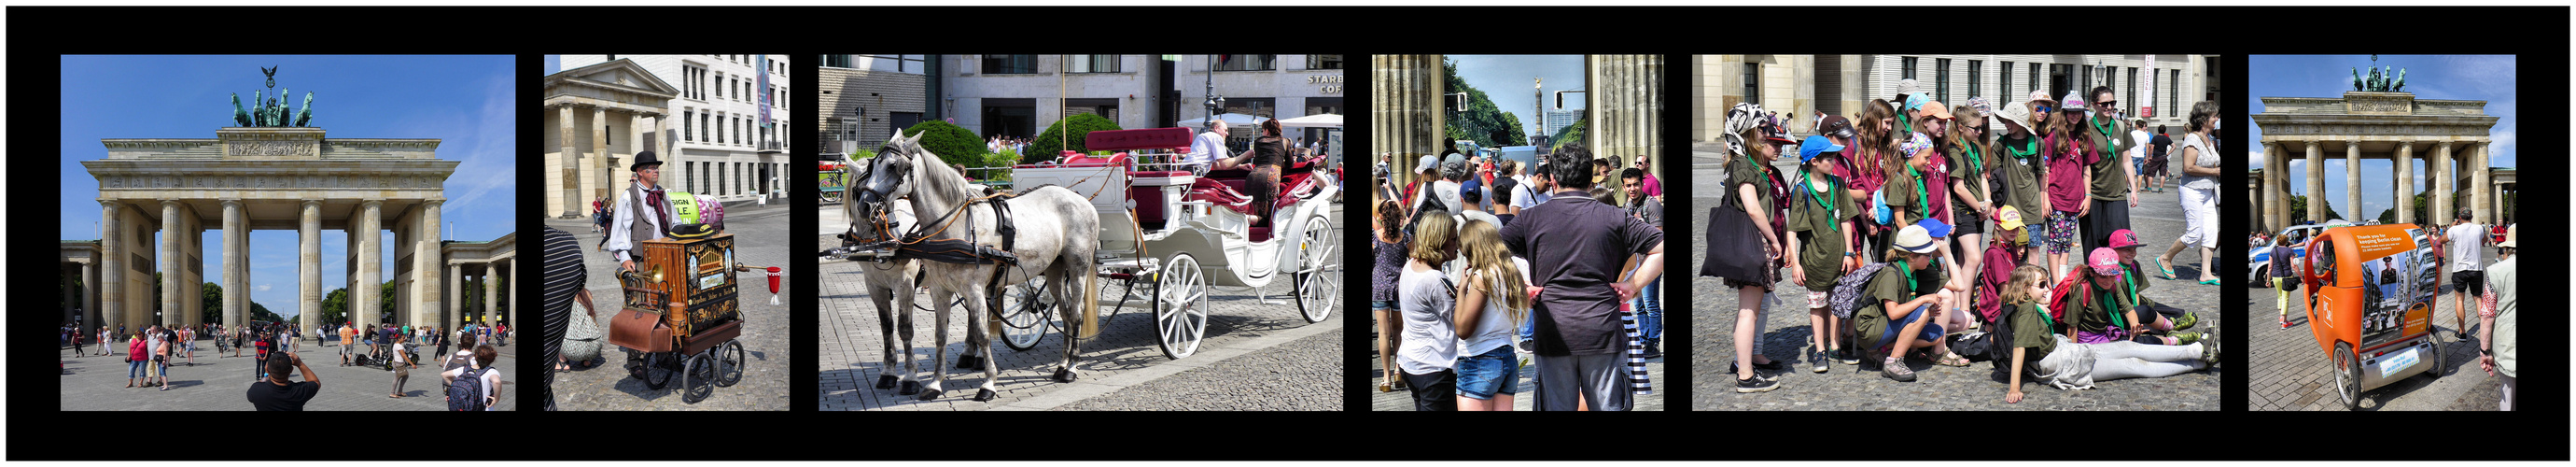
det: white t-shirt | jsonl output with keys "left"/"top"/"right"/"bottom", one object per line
{"left": 387, "top": 343, "right": 407, "bottom": 363}
{"left": 2446, "top": 223, "right": 2486, "bottom": 272}
{"left": 1186, "top": 131, "right": 1227, "bottom": 167}
{"left": 1458, "top": 257, "right": 1533, "bottom": 357}
{"left": 2130, "top": 129, "right": 2151, "bottom": 162}
{"left": 1395, "top": 266, "right": 1458, "bottom": 375}
{"left": 1509, "top": 179, "right": 1541, "bottom": 211}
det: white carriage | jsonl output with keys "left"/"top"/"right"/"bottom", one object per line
{"left": 993, "top": 127, "right": 1340, "bottom": 359}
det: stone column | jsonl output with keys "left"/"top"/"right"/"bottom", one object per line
{"left": 102, "top": 201, "right": 130, "bottom": 331}
{"left": 2395, "top": 141, "right": 2414, "bottom": 225}
{"left": 2261, "top": 142, "right": 2281, "bottom": 233}
{"left": 161, "top": 200, "right": 181, "bottom": 327}
{"left": 300, "top": 200, "right": 321, "bottom": 332}
{"left": 508, "top": 259, "right": 517, "bottom": 341}
{"left": 221, "top": 200, "right": 245, "bottom": 328}
{"left": 2345, "top": 139, "right": 2360, "bottom": 224}
{"left": 2434, "top": 142, "right": 2454, "bottom": 223}
{"left": 448, "top": 262, "right": 462, "bottom": 331}
{"left": 356, "top": 200, "right": 382, "bottom": 328}
{"left": 1372, "top": 54, "right": 1445, "bottom": 187}
{"left": 2304, "top": 141, "right": 2324, "bottom": 223}
{"left": 560, "top": 105, "right": 581, "bottom": 219}
{"left": 415, "top": 200, "right": 444, "bottom": 327}
{"left": 594, "top": 107, "right": 610, "bottom": 208}
{"left": 2473, "top": 143, "right": 2493, "bottom": 225}
{"left": 80, "top": 261, "right": 96, "bottom": 330}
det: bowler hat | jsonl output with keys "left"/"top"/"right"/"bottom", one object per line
{"left": 631, "top": 151, "right": 665, "bottom": 172}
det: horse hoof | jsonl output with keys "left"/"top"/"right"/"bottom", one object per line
{"left": 915, "top": 388, "right": 944, "bottom": 401}
{"left": 955, "top": 355, "right": 982, "bottom": 369}
{"left": 898, "top": 380, "right": 921, "bottom": 396}
{"left": 875, "top": 375, "right": 899, "bottom": 389}
{"left": 973, "top": 389, "right": 998, "bottom": 402}
{"left": 1053, "top": 367, "right": 1079, "bottom": 383}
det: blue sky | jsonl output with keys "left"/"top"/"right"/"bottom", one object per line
{"left": 59, "top": 55, "right": 517, "bottom": 319}
{"left": 2247, "top": 55, "right": 2515, "bottom": 220}
{"left": 1449, "top": 55, "right": 1589, "bottom": 143}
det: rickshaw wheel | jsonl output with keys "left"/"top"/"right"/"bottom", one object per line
{"left": 681, "top": 352, "right": 716, "bottom": 403}
{"left": 2423, "top": 338, "right": 2443, "bottom": 381}
{"left": 715, "top": 340, "right": 746, "bottom": 388}
{"left": 2332, "top": 343, "right": 2360, "bottom": 411}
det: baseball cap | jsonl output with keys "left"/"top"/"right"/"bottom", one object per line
{"left": 1919, "top": 100, "right": 1953, "bottom": 120}
{"left": 1995, "top": 205, "right": 2025, "bottom": 232}
{"left": 1903, "top": 93, "right": 1931, "bottom": 113}
{"left": 1817, "top": 116, "right": 1855, "bottom": 139}
{"left": 2107, "top": 229, "right": 2145, "bottom": 249}
{"left": 1416, "top": 155, "right": 1438, "bottom": 174}
{"left": 1798, "top": 135, "right": 1845, "bottom": 163}
{"left": 1896, "top": 225, "right": 1938, "bottom": 254}
{"left": 2088, "top": 248, "right": 2125, "bottom": 276}
{"left": 1759, "top": 114, "right": 1797, "bottom": 144}
{"left": 1915, "top": 218, "right": 1953, "bottom": 240}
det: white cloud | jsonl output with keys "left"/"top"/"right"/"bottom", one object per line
{"left": 256, "top": 283, "right": 272, "bottom": 291}
{"left": 2487, "top": 129, "right": 2514, "bottom": 165}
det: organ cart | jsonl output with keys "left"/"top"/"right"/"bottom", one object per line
{"left": 610, "top": 232, "right": 778, "bottom": 403}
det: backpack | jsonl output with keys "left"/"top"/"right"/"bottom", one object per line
{"left": 1828, "top": 262, "right": 1892, "bottom": 319}
{"left": 448, "top": 366, "right": 492, "bottom": 411}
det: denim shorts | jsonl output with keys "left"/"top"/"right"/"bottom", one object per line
{"left": 1876, "top": 304, "right": 1947, "bottom": 352}
{"left": 1452, "top": 346, "right": 1521, "bottom": 400}
{"left": 1371, "top": 300, "right": 1395, "bottom": 311}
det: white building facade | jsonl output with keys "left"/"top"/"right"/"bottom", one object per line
{"left": 933, "top": 54, "right": 1346, "bottom": 148}
{"left": 559, "top": 54, "right": 792, "bottom": 205}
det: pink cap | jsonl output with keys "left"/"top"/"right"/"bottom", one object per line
{"left": 2088, "top": 248, "right": 2125, "bottom": 276}
{"left": 2107, "top": 229, "right": 2145, "bottom": 248}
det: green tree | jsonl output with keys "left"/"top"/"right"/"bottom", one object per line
{"left": 379, "top": 280, "right": 398, "bottom": 324}
{"left": 1440, "top": 59, "right": 1528, "bottom": 149}
{"left": 62, "top": 271, "right": 83, "bottom": 314}
{"left": 1026, "top": 113, "right": 1123, "bottom": 165}
{"left": 899, "top": 120, "right": 989, "bottom": 166}
{"left": 250, "top": 302, "right": 280, "bottom": 323}
{"left": 2287, "top": 195, "right": 2344, "bottom": 225}
{"left": 1550, "top": 117, "right": 1588, "bottom": 153}
{"left": 319, "top": 288, "right": 349, "bottom": 326}
{"left": 202, "top": 282, "right": 223, "bottom": 325}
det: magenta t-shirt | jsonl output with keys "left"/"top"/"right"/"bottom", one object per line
{"left": 2044, "top": 134, "right": 2095, "bottom": 214}
{"left": 1639, "top": 173, "right": 1662, "bottom": 197}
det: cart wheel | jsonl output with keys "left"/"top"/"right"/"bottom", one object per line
{"left": 2332, "top": 342, "right": 2360, "bottom": 411}
{"left": 640, "top": 351, "right": 675, "bottom": 390}
{"left": 998, "top": 276, "right": 1052, "bottom": 351}
{"left": 1155, "top": 253, "right": 1210, "bottom": 360}
{"left": 2423, "top": 338, "right": 2443, "bottom": 381}
{"left": 715, "top": 340, "right": 746, "bottom": 388}
{"left": 681, "top": 352, "right": 715, "bottom": 404}
{"left": 1295, "top": 216, "right": 1338, "bottom": 324}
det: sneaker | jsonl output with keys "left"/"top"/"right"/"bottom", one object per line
{"left": 2202, "top": 331, "right": 2221, "bottom": 365}
{"left": 1810, "top": 348, "right": 1830, "bottom": 374}
{"left": 2171, "top": 332, "right": 2205, "bottom": 346}
{"left": 1833, "top": 347, "right": 1860, "bottom": 365}
{"left": 1637, "top": 338, "right": 1662, "bottom": 360}
{"left": 2280, "top": 317, "right": 2293, "bottom": 329}
{"left": 1735, "top": 374, "right": 1780, "bottom": 393}
{"left": 1729, "top": 362, "right": 1783, "bottom": 382}
{"left": 1880, "top": 356, "right": 1917, "bottom": 382}
{"left": 2172, "top": 312, "right": 2199, "bottom": 331}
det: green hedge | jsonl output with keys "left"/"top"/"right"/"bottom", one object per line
{"left": 1026, "top": 113, "right": 1124, "bottom": 165}
{"left": 898, "top": 120, "right": 988, "bottom": 164}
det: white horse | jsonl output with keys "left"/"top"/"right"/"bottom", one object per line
{"left": 834, "top": 155, "right": 974, "bottom": 397}
{"left": 855, "top": 132, "right": 1101, "bottom": 402}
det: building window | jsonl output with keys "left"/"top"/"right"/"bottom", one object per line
{"left": 1066, "top": 55, "right": 1120, "bottom": 73}
{"left": 1967, "top": 60, "right": 1982, "bottom": 102}
{"left": 1901, "top": 56, "right": 1917, "bottom": 79}
{"left": 2126, "top": 67, "right": 2138, "bottom": 117}
{"left": 2001, "top": 62, "right": 2014, "bottom": 98}
{"left": 683, "top": 110, "right": 693, "bottom": 142}
{"left": 983, "top": 54, "right": 1038, "bottom": 75}
{"left": 1935, "top": 58, "right": 1951, "bottom": 103}
{"left": 1743, "top": 62, "right": 1759, "bottom": 106}
{"left": 1306, "top": 54, "right": 1342, "bottom": 70}
{"left": 2028, "top": 63, "right": 2042, "bottom": 100}
{"left": 1212, "top": 54, "right": 1275, "bottom": 72}
{"left": 2170, "top": 69, "right": 2182, "bottom": 119}
{"left": 714, "top": 73, "right": 724, "bottom": 100}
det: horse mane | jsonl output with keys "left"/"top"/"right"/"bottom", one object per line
{"left": 901, "top": 143, "right": 977, "bottom": 205}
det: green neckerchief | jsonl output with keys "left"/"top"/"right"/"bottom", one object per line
{"left": 1905, "top": 158, "right": 1928, "bottom": 214}
{"left": 2092, "top": 274, "right": 2136, "bottom": 328}
{"left": 2029, "top": 302, "right": 2056, "bottom": 333}
{"left": 2006, "top": 136, "right": 2038, "bottom": 161}
{"left": 1901, "top": 262, "right": 1919, "bottom": 291}
{"left": 1799, "top": 168, "right": 1839, "bottom": 233}
{"left": 1958, "top": 143, "right": 1985, "bottom": 190}
{"left": 2089, "top": 116, "right": 2121, "bottom": 160}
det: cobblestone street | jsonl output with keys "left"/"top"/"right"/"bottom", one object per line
{"left": 815, "top": 202, "right": 1343, "bottom": 411}
{"left": 2247, "top": 242, "right": 2507, "bottom": 411}
{"left": 58, "top": 337, "right": 516, "bottom": 411}
{"left": 544, "top": 205, "right": 792, "bottom": 411}
{"left": 1690, "top": 148, "right": 2220, "bottom": 411}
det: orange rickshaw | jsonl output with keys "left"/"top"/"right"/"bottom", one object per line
{"left": 2302, "top": 224, "right": 2443, "bottom": 410}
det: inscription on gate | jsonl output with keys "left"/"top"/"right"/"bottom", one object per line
{"left": 231, "top": 141, "right": 316, "bottom": 156}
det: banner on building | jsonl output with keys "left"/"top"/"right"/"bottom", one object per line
{"left": 2140, "top": 55, "right": 2155, "bottom": 119}
{"left": 759, "top": 54, "right": 773, "bottom": 128}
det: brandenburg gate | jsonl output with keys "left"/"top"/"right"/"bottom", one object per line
{"left": 2249, "top": 67, "right": 2501, "bottom": 233}
{"left": 80, "top": 72, "right": 460, "bottom": 333}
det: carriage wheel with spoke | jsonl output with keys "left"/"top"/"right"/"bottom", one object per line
{"left": 1295, "top": 216, "right": 1338, "bottom": 324}
{"left": 998, "top": 277, "right": 1052, "bottom": 351}
{"left": 1155, "top": 253, "right": 1210, "bottom": 360}
{"left": 714, "top": 340, "right": 746, "bottom": 388}
{"left": 2331, "top": 343, "right": 2360, "bottom": 411}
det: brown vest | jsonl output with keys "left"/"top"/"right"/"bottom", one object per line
{"left": 624, "top": 183, "right": 674, "bottom": 252}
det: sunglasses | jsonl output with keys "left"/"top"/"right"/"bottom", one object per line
{"left": 2033, "top": 105, "right": 2052, "bottom": 113}
{"left": 2095, "top": 100, "right": 2118, "bottom": 107}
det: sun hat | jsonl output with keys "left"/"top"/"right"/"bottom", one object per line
{"left": 1896, "top": 224, "right": 1938, "bottom": 254}
{"left": 1964, "top": 97, "right": 1994, "bottom": 117}
{"left": 1994, "top": 102, "right": 2035, "bottom": 133}
{"left": 2088, "top": 248, "right": 2125, "bottom": 276}
{"left": 1895, "top": 78, "right": 1921, "bottom": 101}
{"left": 1919, "top": 100, "right": 1953, "bottom": 120}
{"left": 2498, "top": 225, "right": 2516, "bottom": 248}
{"left": 1799, "top": 135, "right": 1845, "bottom": 163}
{"left": 2107, "top": 229, "right": 2146, "bottom": 249}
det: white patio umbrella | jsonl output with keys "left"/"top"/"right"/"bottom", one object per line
{"left": 1172, "top": 112, "right": 1270, "bottom": 128}
{"left": 1276, "top": 113, "right": 1342, "bottom": 128}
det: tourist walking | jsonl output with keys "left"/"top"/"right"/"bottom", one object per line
{"left": 387, "top": 334, "right": 416, "bottom": 398}
{"left": 2154, "top": 101, "right": 2226, "bottom": 285}
{"left": 2477, "top": 226, "right": 2515, "bottom": 410}
{"left": 2445, "top": 208, "right": 2489, "bottom": 334}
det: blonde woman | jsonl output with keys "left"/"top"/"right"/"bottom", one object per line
{"left": 1394, "top": 211, "right": 1462, "bottom": 411}
{"left": 1451, "top": 220, "right": 1530, "bottom": 411}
